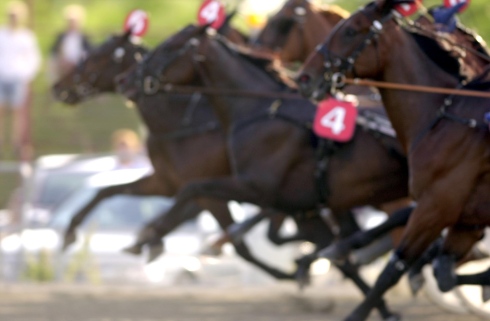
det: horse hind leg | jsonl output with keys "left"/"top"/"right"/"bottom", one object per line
{"left": 201, "top": 199, "right": 295, "bottom": 280}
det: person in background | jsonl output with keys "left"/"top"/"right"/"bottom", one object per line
{"left": 112, "top": 129, "right": 150, "bottom": 169}
{"left": 50, "top": 4, "right": 91, "bottom": 79}
{"left": 0, "top": 1, "right": 41, "bottom": 159}
{"left": 430, "top": 2, "right": 467, "bottom": 33}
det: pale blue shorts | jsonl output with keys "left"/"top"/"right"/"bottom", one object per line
{"left": 0, "top": 81, "right": 28, "bottom": 109}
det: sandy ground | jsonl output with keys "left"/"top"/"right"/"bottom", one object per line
{"left": 0, "top": 282, "right": 485, "bottom": 321}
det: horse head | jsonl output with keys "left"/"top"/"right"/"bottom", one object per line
{"left": 254, "top": 0, "right": 348, "bottom": 64}
{"left": 52, "top": 30, "right": 148, "bottom": 105}
{"left": 116, "top": 24, "right": 210, "bottom": 102}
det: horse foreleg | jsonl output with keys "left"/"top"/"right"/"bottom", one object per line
{"left": 124, "top": 200, "right": 203, "bottom": 262}
{"left": 320, "top": 206, "right": 412, "bottom": 262}
{"left": 335, "top": 259, "right": 400, "bottom": 321}
{"left": 63, "top": 174, "right": 172, "bottom": 250}
{"left": 343, "top": 191, "right": 459, "bottom": 321}
{"left": 433, "top": 226, "right": 485, "bottom": 292}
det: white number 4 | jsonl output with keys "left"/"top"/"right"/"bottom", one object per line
{"left": 201, "top": 1, "right": 220, "bottom": 23}
{"left": 320, "top": 107, "right": 346, "bottom": 135}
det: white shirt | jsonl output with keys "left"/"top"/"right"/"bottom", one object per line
{"left": 0, "top": 27, "right": 41, "bottom": 83}
{"left": 61, "top": 31, "right": 85, "bottom": 64}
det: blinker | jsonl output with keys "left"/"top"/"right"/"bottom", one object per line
{"left": 113, "top": 47, "right": 126, "bottom": 62}
{"left": 294, "top": 7, "right": 307, "bottom": 16}
{"left": 372, "top": 20, "right": 383, "bottom": 32}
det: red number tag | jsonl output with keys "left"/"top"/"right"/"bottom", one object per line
{"left": 314, "top": 98, "right": 358, "bottom": 142}
{"left": 444, "top": 0, "right": 470, "bottom": 13}
{"left": 395, "top": 0, "right": 422, "bottom": 17}
{"left": 124, "top": 10, "right": 149, "bottom": 37}
{"left": 197, "top": 0, "right": 226, "bottom": 29}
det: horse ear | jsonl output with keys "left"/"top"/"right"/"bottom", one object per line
{"left": 123, "top": 28, "right": 133, "bottom": 40}
{"left": 217, "top": 10, "right": 236, "bottom": 34}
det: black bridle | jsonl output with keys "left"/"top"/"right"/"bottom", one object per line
{"left": 315, "top": 6, "right": 395, "bottom": 92}
{"left": 135, "top": 37, "right": 202, "bottom": 96}
{"left": 65, "top": 41, "right": 146, "bottom": 100}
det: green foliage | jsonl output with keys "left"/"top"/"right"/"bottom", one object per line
{"left": 22, "top": 249, "right": 55, "bottom": 282}
{"left": 63, "top": 229, "right": 101, "bottom": 284}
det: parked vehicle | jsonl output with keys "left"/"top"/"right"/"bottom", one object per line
{"left": 6, "top": 154, "right": 126, "bottom": 229}
{"left": 0, "top": 169, "right": 220, "bottom": 285}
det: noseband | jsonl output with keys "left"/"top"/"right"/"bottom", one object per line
{"left": 316, "top": 8, "right": 396, "bottom": 91}
{"left": 67, "top": 44, "right": 144, "bottom": 100}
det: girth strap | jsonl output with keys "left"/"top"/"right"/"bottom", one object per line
{"left": 315, "top": 139, "right": 341, "bottom": 236}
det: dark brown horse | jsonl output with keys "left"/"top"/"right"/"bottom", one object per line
{"left": 298, "top": 1, "right": 490, "bottom": 320}
{"left": 52, "top": 30, "right": 300, "bottom": 281}
{"left": 317, "top": 4, "right": 490, "bottom": 262}
{"left": 254, "top": 0, "right": 382, "bottom": 104}
{"left": 253, "top": 0, "right": 347, "bottom": 64}
{"left": 117, "top": 24, "right": 418, "bottom": 320}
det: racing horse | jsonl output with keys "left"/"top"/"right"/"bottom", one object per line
{"left": 258, "top": 0, "right": 490, "bottom": 298}
{"left": 254, "top": 0, "right": 348, "bottom": 64}
{"left": 295, "top": 2, "right": 490, "bottom": 262}
{"left": 52, "top": 27, "right": 300, "bottom": 281}
{"left": 116, "top": 24, "right": 416, "bottom": 320}
{"left": 297, "top": 0, "right": 490, "bottom": 320}
{"left": 254, "top": 0, "right": 380, "bottom": 104}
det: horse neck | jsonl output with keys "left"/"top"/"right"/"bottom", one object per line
{"left": 199, "top": 47, "right": 283, "bottom": 132}
{"left": 300, "top": 12, "right": 335, "bottom": 61}
{"left": 377, "top": 31, "right": 460, "bottom": 151}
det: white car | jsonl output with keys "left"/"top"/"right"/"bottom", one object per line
{"left": 0, "top": 169, "right": 220, "bottom": 285}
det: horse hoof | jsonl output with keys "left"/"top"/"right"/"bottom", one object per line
{"left": 62, "top": 232, "right": 77, "bottom": 252}
{"left": 294, "top": 264, "right": 311, "bottom": 289}
{"left": 482, "top": 286, "right": 490, "bottom": 302}
{"left": 408, "top": 272, "right": 425, "bottom": 296}
{"left": 147, "top": 242, "right": 164, "bottom": 263}
{"left": 122, "top": 244, "right": 143, "bottom": 256}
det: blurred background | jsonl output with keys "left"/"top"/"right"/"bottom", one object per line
{"left": 0, "top": 0, "right": 488, "bottom": 207}
{"left": 0, "top": 0, "right": 488, "bottom": 291}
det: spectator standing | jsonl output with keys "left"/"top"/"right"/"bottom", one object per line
{"left": 50, "top": 4, "right": 91, "bottom": 79}
{"left": 0, "top": 1, "right": 41, "bottom": 159}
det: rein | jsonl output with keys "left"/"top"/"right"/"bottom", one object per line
{"left": 337, "top": 77, "right": 490, "bottom": 99}
{"left": 144, "top": 83, "right": 304, "bottom": 100}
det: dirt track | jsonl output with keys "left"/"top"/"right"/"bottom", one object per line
{"left": 0, "top": 283, "right": 484, "bottom": 321}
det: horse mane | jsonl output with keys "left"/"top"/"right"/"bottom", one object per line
{"left": 316, "top": 4, "right": 350, "bottom": 24}
{"left": 409, "top": 32, "right": 468, "bottom": 81}
{"left": 455, "top": 24, "right": 490, "bottom": 58}
{"left": 216, "top": 36, "right": 297, "bottom": 90}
